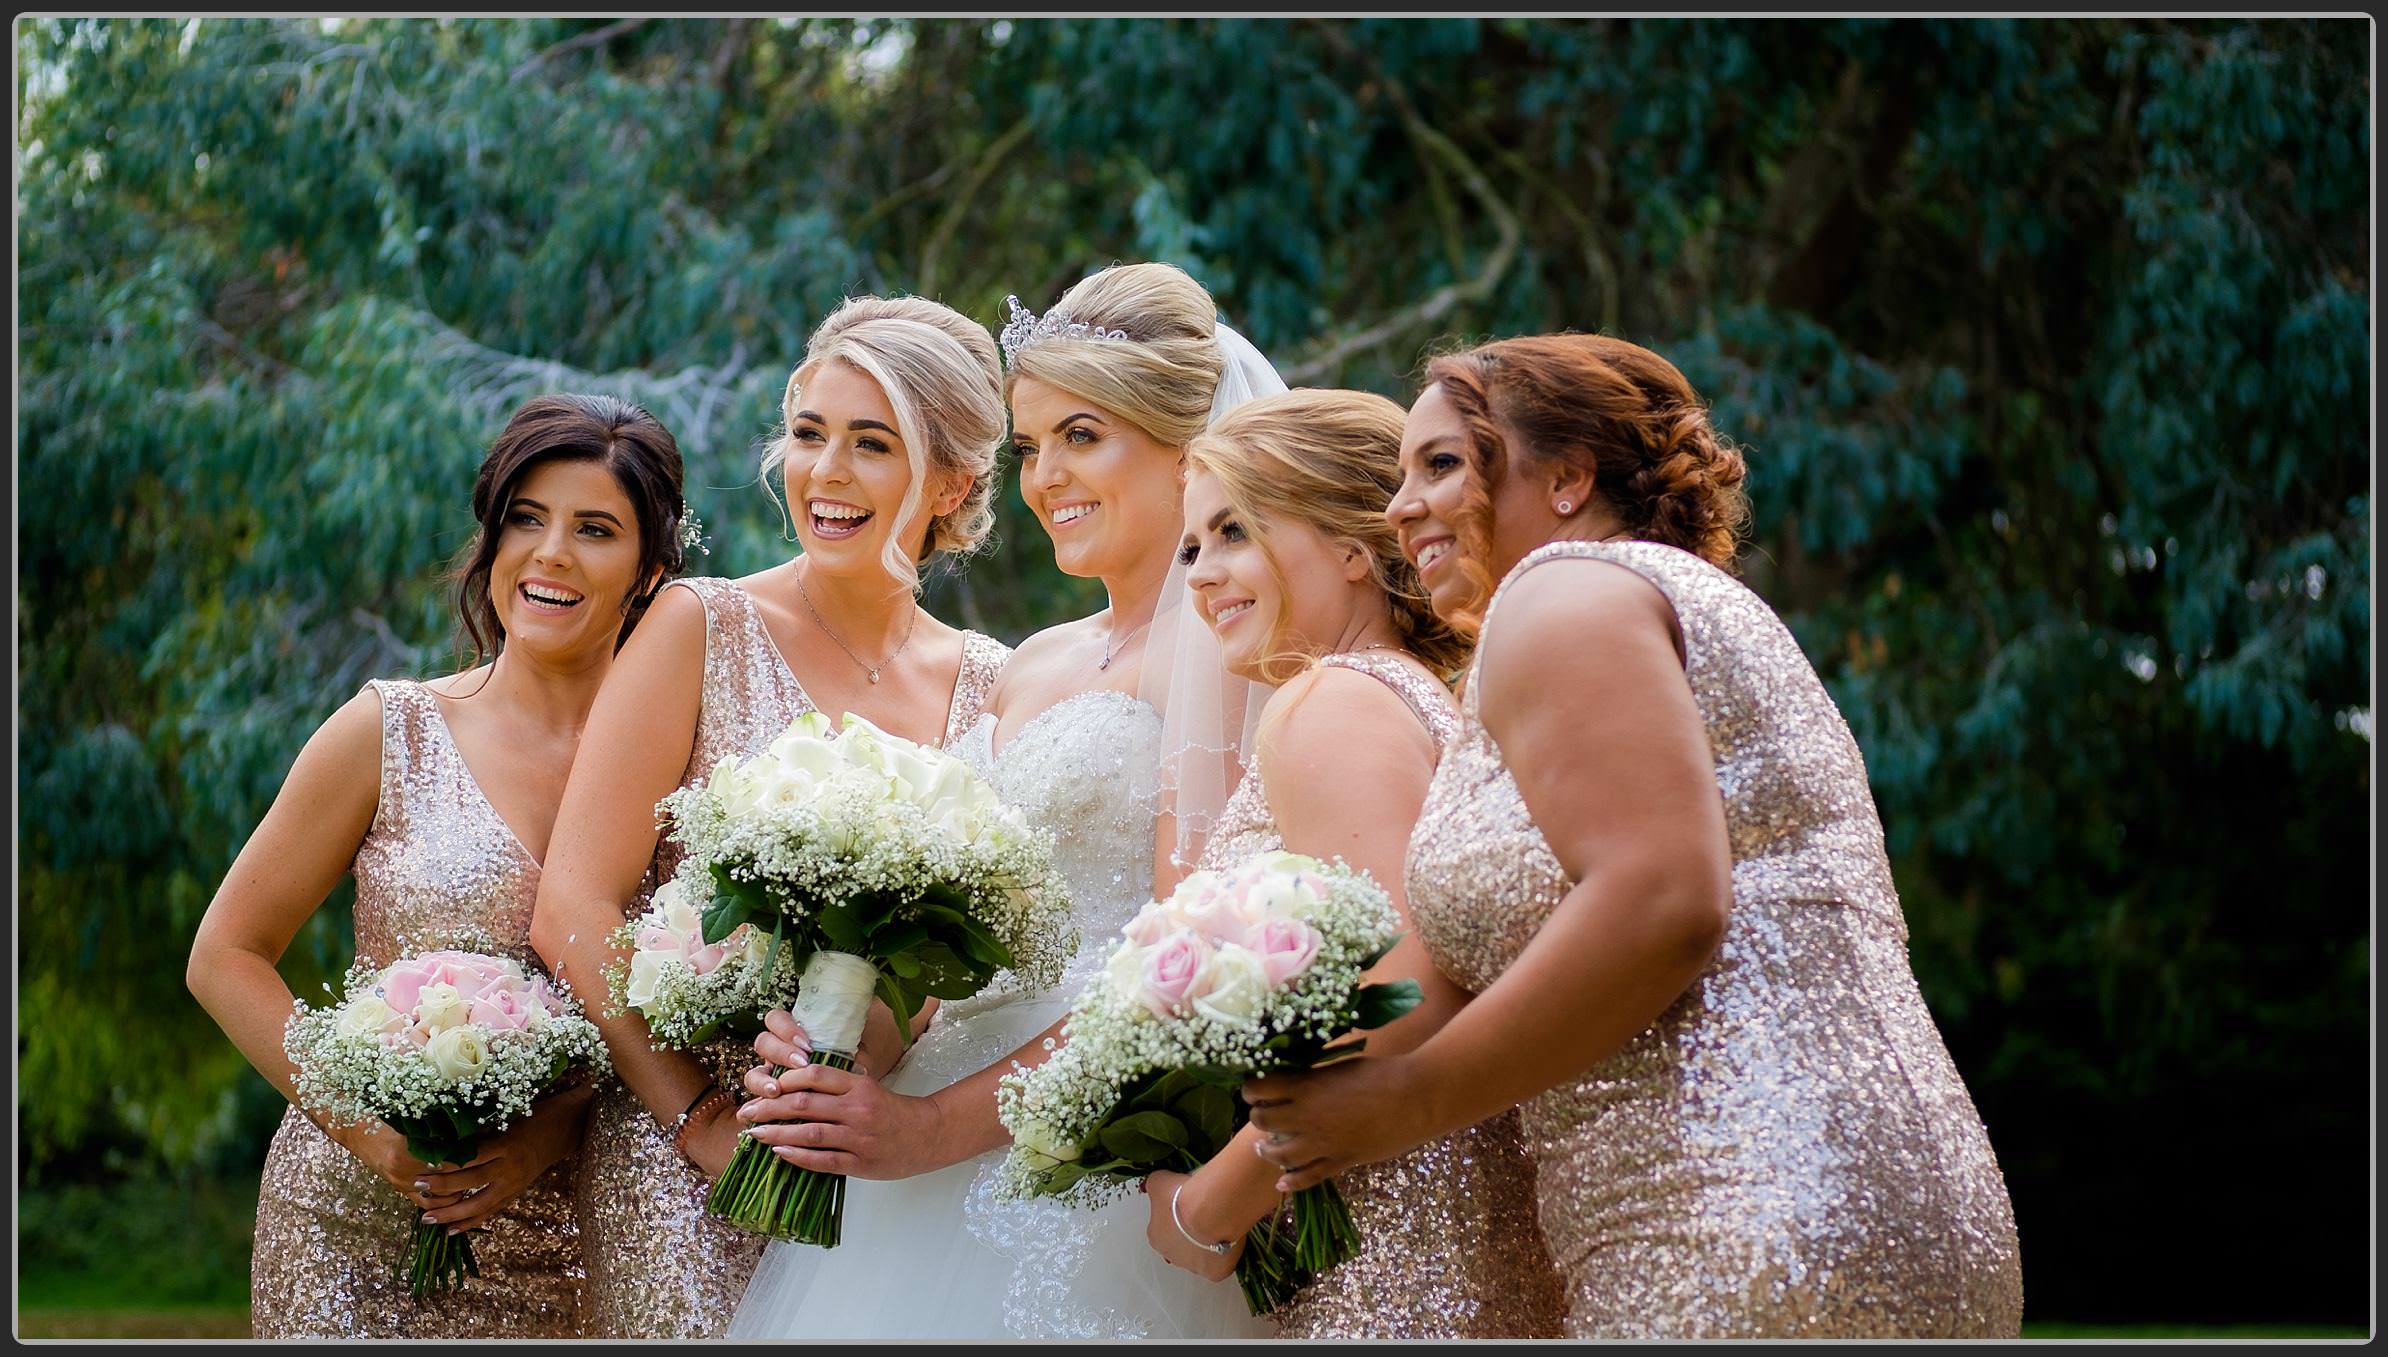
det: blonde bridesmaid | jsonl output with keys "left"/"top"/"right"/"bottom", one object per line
{"left": 1247, "top": 335, "right": 2024, "bottom": 1338}
{"left": 189, "top": 395, "right": 691, "bottom": 1337}
{"left": 527, "top": 297, "right": 1011, "bottom": 1339}
{"left": 1137, "top": 389, "right": 1564, "bottom": 1337}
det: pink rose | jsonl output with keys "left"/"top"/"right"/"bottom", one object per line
{"left": 1247, "top": 917, "right": 1324, "bottom": 988}
{"left": 686, "top": 940, "right": 731, "bottom": 977}
{"left": 1138, "top": 932, "right": 1214, "bottom": 1019}
{"left": 636, "top": 924, "right": 682, "bottom": 954}
{"left": 377, "top": 959, "right": 441, "bottom": 1016}
{"left": 469, "top": 990, "right": 533, "bottom": 1033}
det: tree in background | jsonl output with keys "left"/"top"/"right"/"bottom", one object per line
{"left": 16, "top": 17, "right": 2368, "bottom": 1322}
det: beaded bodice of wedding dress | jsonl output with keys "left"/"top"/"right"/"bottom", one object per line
{"left": 727, "top": 689, "right": 1268, "bottom": 1339}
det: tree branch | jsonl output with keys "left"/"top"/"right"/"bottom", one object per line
{"left": 511, "top": 17, "right": 653, "bottom": 80}
{"left": 917, "top": 114, "right": 1035, "bottom": 298}
{"left": 1282, "top": 104, "right": 1520, "bottom": 384}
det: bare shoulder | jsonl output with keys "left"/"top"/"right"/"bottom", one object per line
{"left": 988, "top": 613, "right": 1100, "bottom": 702}
{"left": 280, "top": 683, "right": 390, "bottom": 812}
{"left": 1260, "top": 664, "right": 1435, "bottom": 783}
{"left": 1477, "top": 556, "right": 1681, "bottom": 710}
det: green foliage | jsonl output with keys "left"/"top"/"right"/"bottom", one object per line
{"left": 15, "top": 17, "right": 2367, "bottom": 1322}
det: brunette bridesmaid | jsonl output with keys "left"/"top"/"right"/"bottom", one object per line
{"left": 1246, "top": 335, "right": 2024, "bottom": 1338}
{"left": 527, "top": 296, "right": 1011, "bottom": 1339}
{"left": 1142, "top": 389, "right": 1564, "bottom": 1337}
{"left": 189, "top": 395, "right": 691, "bottom": 1337}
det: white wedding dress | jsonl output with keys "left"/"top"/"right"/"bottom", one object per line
{"left": 728, "top": 689, "right": 1271, "bottom": 1339}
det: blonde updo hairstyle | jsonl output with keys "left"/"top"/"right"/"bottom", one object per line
{"left": 765, "top": 295, "right": 1007, "bottom": 586}
{"left": 1004, "top": 261, "right": 1225, "bottom": 448}
{"left": 1186, "top": 389, "right": 1475, "bottom": 685}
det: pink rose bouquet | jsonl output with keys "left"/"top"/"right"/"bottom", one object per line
{"left": 994, "top": 851, "right": 1420, "bottom": 1314}
{"left": 284, "top": 944, "right": 608, "bottom": 1299}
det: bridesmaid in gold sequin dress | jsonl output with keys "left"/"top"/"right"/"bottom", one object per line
{"left": 1248, "top": 335, "right": 2024, "bottom": 1338}
{"left": 1141, "top": 390, "right": 1564, "bottom": 1337}
{"left": 189, "top": 395, "right": 694, "bottom": 1337}
{"left": 529, "top": 297, "right": 1013, "bottom": 1339}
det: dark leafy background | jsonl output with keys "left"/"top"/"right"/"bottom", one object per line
{"left": 15, "top": 18, "right": 2369, "bottom": 1324}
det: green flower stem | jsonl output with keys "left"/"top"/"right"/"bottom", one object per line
{"left": 405, "top": 1216, "right": 479, "bottom": 1300}
{"left": 1288, "top": 1181, "right": 1358, "bottom": 1274}
{"left": 704, "top": 1049, "right": 857, "bottom": 1244}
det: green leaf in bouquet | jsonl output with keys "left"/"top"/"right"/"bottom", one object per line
{"left": 912, "top": 942, "right": 989, "bottom": 999}
{"left": 874, "top": 971, "right": 919, "bottom": 1052}
{"left": 812, "top": 897, "right": 872, "bottom": 953}
{"left": 1174, "top": 1082, "right": 1237, "bottom": 1153}
{"left": 884, "top": 950, "right": 923, "bottom": 979}
{"left": 1179, "top": 1064, "right": 1249, "bottom": 1087}
{"left": 869, "top": 920, "right": 928, "bottom": 958}
{"left": 1353, "top": 978, "right": 1424, "bottom": 1030}
{"left": 704, "top": 864, "right": 770, "bottom": 944}
{"left": 1356, "top": 932, "right": 1407, "bottom": 972}
{"left": 1099, "top": 1110, "right": 1190, "bottom": 1164}
{"left": 1129, "top": 1069, "right": 1195, "bottom": 1112}
{"left": 1036, "top": 1160, "right": 1091, "bottom": 1194}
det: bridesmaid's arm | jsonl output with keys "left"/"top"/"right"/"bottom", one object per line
{"left": 185, "top": 688, "right": 438, "bottom": 1197}
{"left": 1248, "top": 562, "right": 1732, "bottom": 1189}
{"left": 528, "top": 587, "right": 740, "bottom": 1174}
{"left": 1155, "top": 667, "right": 1470, "bottom": 1272}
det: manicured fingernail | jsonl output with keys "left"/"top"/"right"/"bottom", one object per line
{"left": 447, "top": 1226, "right": 462, "bottom": 1237}
{"left": 414, "top": 1180, "right": 428, "bottom": 1191}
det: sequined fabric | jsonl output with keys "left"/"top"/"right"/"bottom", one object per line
{"left": 251, "top": 678, "right": 582, "bottom": 1339}
{"left": 1194, "top": 652, "right": 1563, "bottom": 1339}
{"left": 575, "top": 575, "right": 1010, "bottom": 1339}
{"left": 1406, "top": 541, "right": 2024, "bottom": 1338}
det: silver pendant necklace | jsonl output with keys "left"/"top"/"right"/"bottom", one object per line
{"left": 1097, "top": 614, "right": 1154, "bottom": 672}
{"left": 794, "top": 568, "right": 915, "bottom": 684}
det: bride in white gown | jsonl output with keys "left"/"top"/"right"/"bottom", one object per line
{"left": 727, "top": 263, "right": 1283, "bottom": 1339}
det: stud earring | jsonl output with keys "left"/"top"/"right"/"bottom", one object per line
{"left": 1556, "top": 499, "right": 1574, "bottom": 515}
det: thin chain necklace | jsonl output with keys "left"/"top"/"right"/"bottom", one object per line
{"left": 1097, "top": 612, "right": 1154, "bottom": 672}
{"left": 793, "top": 568, "right": 915, "bottom": 685}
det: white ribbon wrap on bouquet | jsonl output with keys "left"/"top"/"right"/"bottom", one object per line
{"left": 790, "top": 950, "right": 876, "bottom": 1058}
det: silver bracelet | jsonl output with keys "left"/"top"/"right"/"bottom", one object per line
{"left": 1170, "top": 1182, "right": 1234, "bottom": 1256}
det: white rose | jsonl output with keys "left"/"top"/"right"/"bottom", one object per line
{"left": 658, "top": 883, "right": 705, "bottom": 946}
{"left": 624, "top": 950, "right": 671, "bottom": 1010}
{"left": 734, "top": 924, "right": 773, "bottom": 971}
{"left": 1188, "top": 943, "right": 1272, "bottom": 1027}
{"left": 1104, "top": 939, "right": 1148, "bottom": 1003}
{"left": 424, "top": 1024, "right": 492, "bottom": 1082}
{"left": 709, "top": 757, "right": 770, "bottom": 817}
{"left": 1014, "top": 1119, "right": 1082, "bottom": 1166}
{"left": 415, "top": 982, "right": 470, "bottom": 1033}
{"left": 336, "top": 995, "right": 403, "bottom": 1042}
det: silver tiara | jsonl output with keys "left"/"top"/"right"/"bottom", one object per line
{"left": 998, "top": 294, "right": 1128, "bottom": 366}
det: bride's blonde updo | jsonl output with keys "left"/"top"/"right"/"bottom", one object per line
{"left": 1004, "top": 262, "right": 1225, "bottom": 447}
{"left": 1187, "top": 389, "right": 1474, "bottom": 682}
{"left": 766, "top": 294, "right": 1007, "bottom": 584}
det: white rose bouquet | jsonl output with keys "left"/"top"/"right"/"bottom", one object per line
{"left": 993, "top": 850, "right": 1421, "bottom": 1315}
{"left": 282, "top": 944, "right": 608, "bottom": 1299}
{"left": 652, "top": 710, "right": 1074, "bottom": 1246}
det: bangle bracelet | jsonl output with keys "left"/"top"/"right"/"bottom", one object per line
{"left": 1170, "top": 1183, "right": 1234, "bottom": 1256}
{"left": 670, "top": 1086, "right": 735, "bottom": 1159}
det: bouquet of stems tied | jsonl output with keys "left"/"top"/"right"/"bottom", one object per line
{"left": 992, "top": 850, "right": 1421, "bottom": 1315}
{"left": 653, "top": 710, "right": 1074, "bottom": 1247}
{"left": 283, "top": 941, "right": 608, "bottom": 1299}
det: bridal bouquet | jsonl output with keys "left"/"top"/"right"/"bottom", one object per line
{"left": 283, "top": 944, "right": 608, "bottom": 1299}
{"left": 653, "top": 710, "right": 1074, "bottom": 1246}
{"left": 992, "top": 850, "right": 1420, "bottom": 1314}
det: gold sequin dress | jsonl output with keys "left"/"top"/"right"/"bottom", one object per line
{"left": 573, "top": 575, "right": 1009, "bottom": 1339}
{"left": 1405, "top": 541, "right": 2024, "bottom": 1339}
{"left": 250, "top": 678, "right": 584, "bottom": 1338}
{"left": 1196, "top": 650, "right": 1565, "bottom": 1339}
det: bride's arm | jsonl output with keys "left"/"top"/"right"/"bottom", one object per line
{"left": 1146, "top": 669, "right": 1469, "bottom": 1274}
{"left": 529, "top": 588, "right": 744, "bottom": 1174}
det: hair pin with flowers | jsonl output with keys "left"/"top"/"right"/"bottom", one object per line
{"left": 679, "top": 500, "right": 709, "bottom": 556}
{"left": 998, "top": 295, "right": 1128, "bottom": 366}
